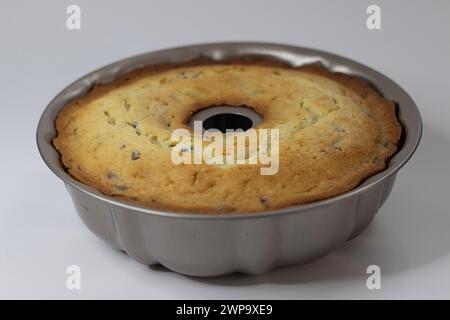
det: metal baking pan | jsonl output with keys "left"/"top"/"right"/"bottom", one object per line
{"left": 36, "top": 42, "right": 422, "bottom": 276}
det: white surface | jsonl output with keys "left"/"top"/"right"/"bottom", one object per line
{"left": 1, "top": 0, "right": 449, "bottom": 299}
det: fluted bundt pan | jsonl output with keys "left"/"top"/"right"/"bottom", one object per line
{"left": 37, "top": 43, "right": 421, "bottom": 276}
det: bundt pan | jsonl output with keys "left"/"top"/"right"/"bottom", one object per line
{"left": 37, "top": 43, "right": 422, "bottom": 276}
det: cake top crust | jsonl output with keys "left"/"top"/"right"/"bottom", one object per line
{"left": 53, "top": 60, "right": 402, "bottom": 213}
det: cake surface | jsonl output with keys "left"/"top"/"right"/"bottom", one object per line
{"left": 53, "top": 60, "right": 402, "bottom": 213}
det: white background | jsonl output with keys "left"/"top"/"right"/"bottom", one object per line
{"left": 1, "top": 0, "right": 449, "bottom": 299}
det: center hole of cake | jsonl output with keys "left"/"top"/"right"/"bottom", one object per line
{"left": 189, "top": 105, "right": 262, "bottom": 133}
{"left": 203, "top": 113, "right": 252, "bottom": 132}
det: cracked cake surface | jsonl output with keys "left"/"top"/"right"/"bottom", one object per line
{"left": 53, "top": 60, "right": 402, "bottom": 213}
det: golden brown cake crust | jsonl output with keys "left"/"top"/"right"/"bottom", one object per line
{"left": 53, "top": 59, "right": 402, "bottom": 213}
